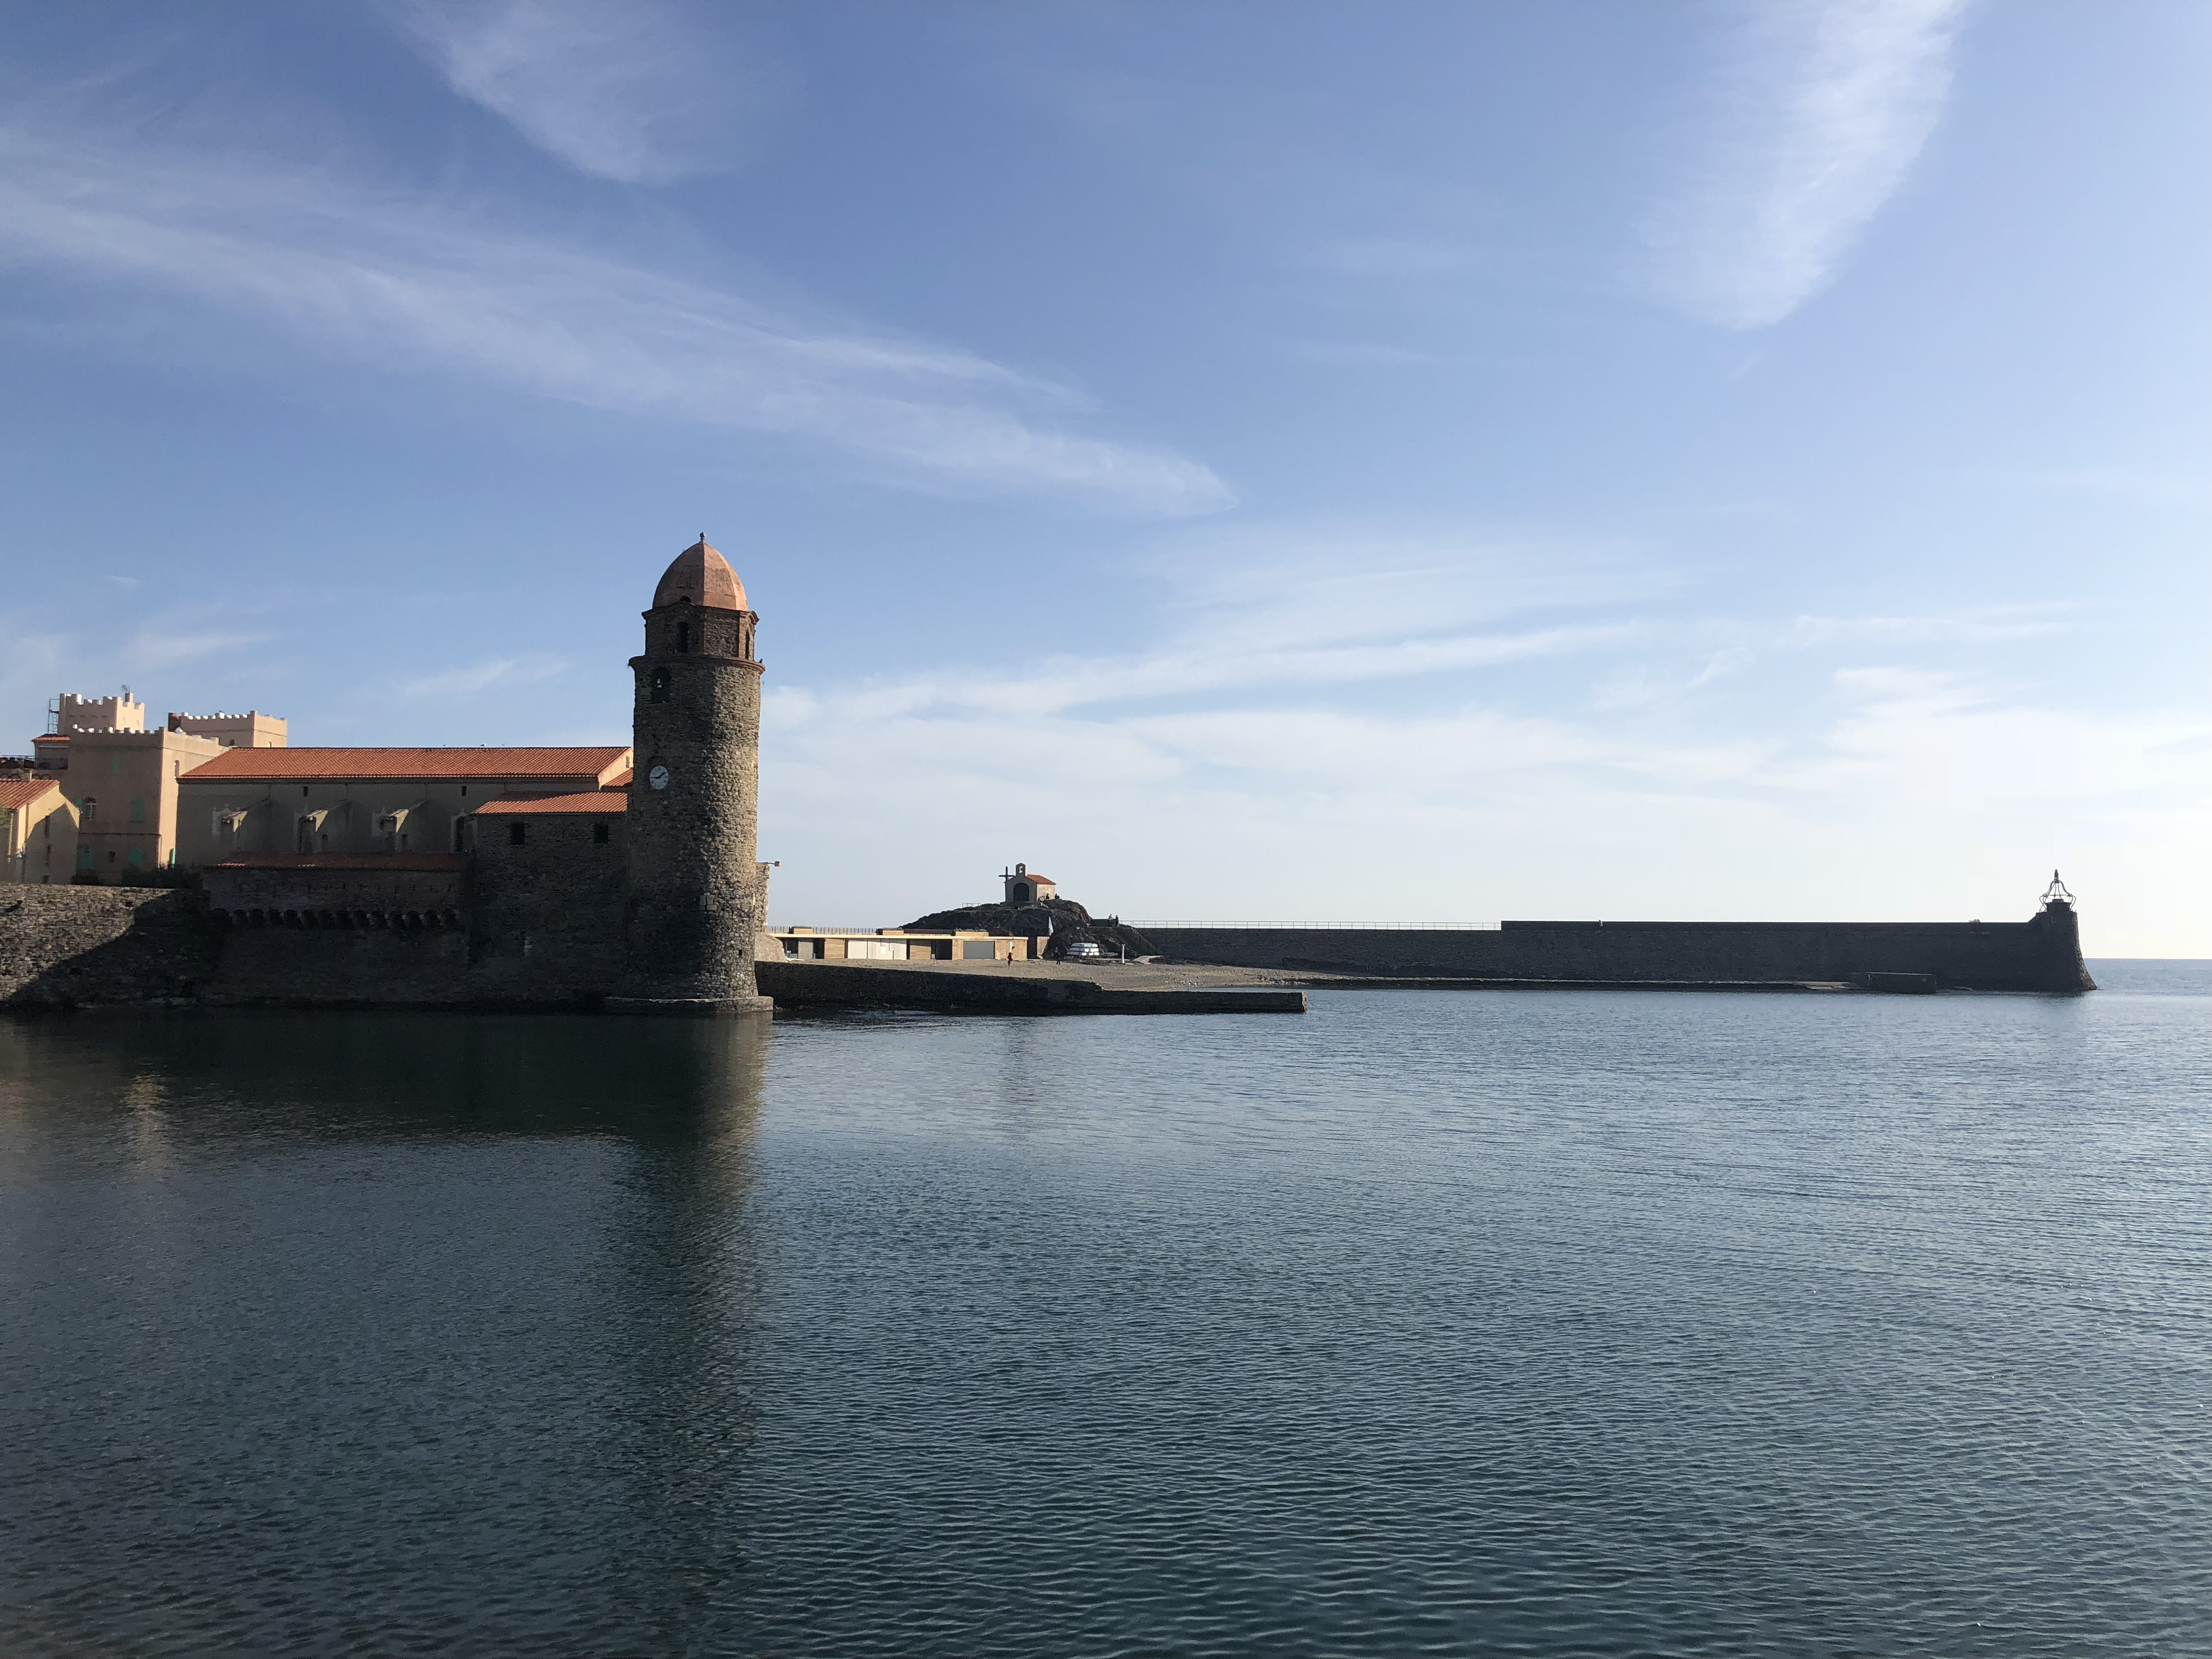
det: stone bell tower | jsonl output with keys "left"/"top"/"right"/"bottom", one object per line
{"left": 619, "top": 536, "right": 771, "bottom": 1012}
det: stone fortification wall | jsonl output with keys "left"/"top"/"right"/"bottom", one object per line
{"left": 207, "top": 921, "right": 476, "bottom": 1007}
{"left": 0, "top": 888, "right": 225, "bottom": 1006}
{"left": 468, "top": 813, "right": 629, "bottom": 1005}
{"left": 1144, "top": 908, "right": 2093, "bottom": 992}
{"left": 1, "top": 884, "right": 619, "bottom": 1011}
{"left": 205, "top": 856, "right": 468, "bottom": 918}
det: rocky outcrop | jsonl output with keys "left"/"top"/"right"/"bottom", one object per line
{"left": 900, "top": 898, "right": 1157, "bottom": 961}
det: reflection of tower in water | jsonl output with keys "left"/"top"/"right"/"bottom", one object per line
{"left": 603, "top": 1016, "right": 774, "bottom": 1608}
{"left": 0, "top": 1010, "right": 779, "bottom": 1650}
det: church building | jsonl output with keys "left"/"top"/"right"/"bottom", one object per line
{"left": 32, "top": 538, "right": 779, "bottom": 1011}
{"left": 1003, "top": 863, "right": 1057, "bottom": 906}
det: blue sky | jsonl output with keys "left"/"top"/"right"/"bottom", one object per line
{"left": 2, "top": 1, "right": 2206, "bottom": 951}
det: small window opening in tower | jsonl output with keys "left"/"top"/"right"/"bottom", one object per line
{"left": 677, "top": 622, "right": 691, "bottom": 654}
{"left": 593, "top": 822, "right": 609, "bottom": 844}
{"left": 509, "top": 822, "right": 526, "bottom": 847}
{"left": 651, "top": 667, "right": 670, "bottom": 703}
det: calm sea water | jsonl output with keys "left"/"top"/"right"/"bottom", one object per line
{"left": 4, "top": 964, "right": 2209, "bottom": 1658}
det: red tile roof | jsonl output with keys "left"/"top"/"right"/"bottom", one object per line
{"left": 473, "top": 790, "right": 629, "bottom": 816}
{"left": 210, "top": 853, "right": 467, "bottom": 872}
{"left": 0, "top": 778, "right": 62, "bottom": 812}
{"left": 181, "top": 747, "right": 631, "bottom": 784}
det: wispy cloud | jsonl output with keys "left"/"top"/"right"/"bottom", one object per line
{"left": 0, "top": 122, "right": 1231, "bottom": 512}
{"left": 1782, "top": 606, "right": 2064, "bottom": 646}
{"left": 794, "top": 533, "right": 1660, "bottom": 722}
{"left": 121, "top": 629, "right": 272, "bottom": 672}
{"left": 394, "top": 0, "right": 781, "bottom": 184}
{"left": 402, "top": 655, "right": 568, "bottom": 699}
{"left": 1647, "top": 0, "right": 1973, "bottom": 330}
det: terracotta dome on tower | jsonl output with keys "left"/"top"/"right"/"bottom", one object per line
{"left": 653, "top": 538, "right": 748, "bottom": 612}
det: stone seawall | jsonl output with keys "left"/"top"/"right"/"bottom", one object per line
{"left": 1145, "top": 909, "right": 2094, "bottom": 992}
{"left": 0, "top": 888, "right": 226, "bottom": 1007}
{"left": 1, "top": 888, "right": 578, "bottom": 1010}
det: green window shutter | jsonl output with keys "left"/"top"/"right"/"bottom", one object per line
{"left": 129, "top": 797, "right": 145, "bottom": 823}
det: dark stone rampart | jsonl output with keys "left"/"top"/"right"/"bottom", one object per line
{"left": 1145, "top": 904, "right": 2094, "bottom": 992}
{"left": 203, "top": 920, "right": 478, "bottom": 1007}
{"left": 471, "top": 812, "right": 629, "bottom": 1005}
{"left": 205, "top": 855, "right": 468, "bottom": 918}
{"left": 0, "top": 888, "right": 226, "bottom": 1007}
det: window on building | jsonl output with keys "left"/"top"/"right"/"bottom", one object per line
{"left": 650, "top": 667, "right": 670, "bottom": 703}
{"left": 297, "top": 818, "right": 313, "bottom": 853}
{"left": 81, "top": 797, "right": 96, "bottom": 824}
{"left": 129, "top": 797, "right": 145, "bottom": 823}
{"left": 593, "top": 822, "right": 609, "bottom": 844}
{"left": 677, "top": 622, "right": 690, "bottom": 654}
{"left": 128, "top": 847, "right": 144, "bottom": 870}
{"left": 509, "top": 821, "right": 526, "bottom": 846}
{"left": 79, "top": 845, "right": 92, "bottom": 869}
{"left": 453, "top": 821, "right": 466, "bottom": 852}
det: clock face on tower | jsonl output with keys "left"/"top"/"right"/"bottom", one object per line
{"left": 648, "top": 764, "right": 670, "bottom": 791}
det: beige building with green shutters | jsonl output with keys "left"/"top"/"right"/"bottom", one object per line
{"left": 33, "top": 690, "right": 291, "bottom": 879}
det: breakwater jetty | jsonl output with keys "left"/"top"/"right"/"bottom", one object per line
{"left": 1141, "top": 885, "right": 2094, "bottom": 994}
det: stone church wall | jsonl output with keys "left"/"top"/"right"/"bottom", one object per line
{"left": 467, "top": 812, "right": 630, "bottom": 1005}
